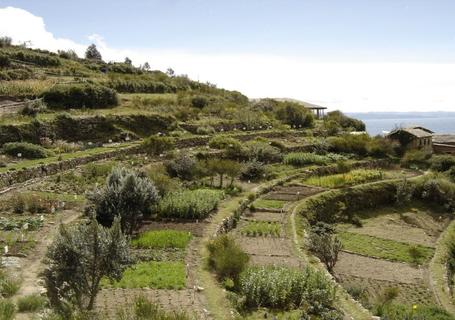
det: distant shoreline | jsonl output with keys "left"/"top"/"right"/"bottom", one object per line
{"left": 346, "top": 112, "right": 455, "bottom": 135}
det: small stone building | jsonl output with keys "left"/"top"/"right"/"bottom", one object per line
{"left": 387, "top": 126, "right": 434, "bottom": 152}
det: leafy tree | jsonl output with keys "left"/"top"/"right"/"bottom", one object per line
{"left": 86, "top": 167, "right": 159, "bottom": 234}
{"left": 0, "top": 36, "right": 12, "bottom": 47}
{"left": 206, "top": 159, "right": 241, "bottom": 188}
{"left": 240, "top": 160, "right": 265, "bottom": 182}
{"left": 308, "top": 223, "right": 342, "bottom": 273}
{"left": 44, "top": 217, "right": 130, "bottom": 313}
{"left": 85, "top": 44, "right": 102, "bottom": 61}
{"left": 166, "top": 68, "right": 175, "bottom": 77}
{"left": 58, "top": 49, "right": 78, "bottom": 60}
{"left": 142, "top": 62, "right": 150, "bottom": 71}
{"left": 124, "top": 57, "right": 132, "bottom": 65}
{"left": 142, "top": 136, "right": 175, "bottom": 156}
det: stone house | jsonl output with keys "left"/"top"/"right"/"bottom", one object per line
{"left": 387, "top": 126, "right": 434, "bottom": 152}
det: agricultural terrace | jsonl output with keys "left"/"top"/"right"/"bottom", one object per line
{"left": 0, "top": 42, "right": 454, "bottom": 320}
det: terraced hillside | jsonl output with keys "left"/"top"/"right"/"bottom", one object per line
{"left": 0, "top": 42, "right": 455, "bottom": 320}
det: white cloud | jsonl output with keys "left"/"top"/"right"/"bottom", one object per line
{"left": 1, "top": 6, "right": 455, "bottom": 112}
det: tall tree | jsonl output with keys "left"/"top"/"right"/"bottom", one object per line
{"left": 142, "top": 61, "right": 150, "bottom": 71}
{"left": 44, "top": 217, "right": 130, "bottom": 313}
{"left": 85, "top": 44, "right": 102, "bottom": 61}
{"left": 124, "top": 57, "right": 132, "bottom": 65}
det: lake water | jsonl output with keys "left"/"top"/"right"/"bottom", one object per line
{"left": 347, "top": 112, "right": 455, "bottom": 136}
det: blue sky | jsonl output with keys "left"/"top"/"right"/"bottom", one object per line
{"left": 1, "top": 1, "right": 455, "bottom": 111}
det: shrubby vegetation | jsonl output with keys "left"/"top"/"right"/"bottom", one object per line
{"left": 157, "top": 189, "right": 223, "bottom": 219}
{"left": 238, "top": 266, "right": 340, "bottom": 317}
{"left": 2, "top": 142, "right": 53, "bottom": 159}
{"left": 43, "top": 83, "right": 118, "bottom": 109}
{"left": 207, "top": 235, "right": 249, "bottom": 285}
{"left": 86, "top": 167, "right": 159, "bottom": 234}
{"left": 142, "top": 136, "right": 175, "bottom": 156}
{"left": 114, "top": 296, "right": 192, "bottom": 320}
{"left": 308, "top": 222, "right": 342, "bottom": 272}
{"left": 284, "top": 152, "right": 345, "bottom": 167}
{"left": 304, "top": 169, "right": 383, "bottom": 188}
{"left": 325, "top": 110, "right": 365, "bottom": 131}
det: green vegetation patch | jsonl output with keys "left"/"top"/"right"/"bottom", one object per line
{"left": 17, "top": 294, "right": 47, "bottom": 312}
{"left": 241, "top": 221, "right": 281, "bottom": 237}
{"left": 283, "top": 152, "right": 346, "bottom": 167}
{"left": 339, "top": 232, "right": 434, "bottom": 264}
{"left": 158, "top": 189, "right": 224, "bottom": 219}
{"left": 303, "top": 169, "right": 384, "bottom": 188}
{"left": 102, "top": 261, "right": 186, "bottom": 289}
{"left": 131, "top": 230, "right": 192, "bottom": 249}
{"left": 252, "top": 198, "right": 287, "bottom": 210}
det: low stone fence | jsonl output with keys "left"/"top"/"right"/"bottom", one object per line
{"left": 0, "top": 145, "right": 140, "bottom": 189}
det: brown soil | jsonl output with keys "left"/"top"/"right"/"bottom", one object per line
{"left": 235, "top": 236, "right": 294, "bottom": 257}
{"left": 263, "top": 185, "right": 325, "bottom": 201}
{"left": 338, "top": 274, "right": 436, "bottom": 306}
{"left": 345, "top": 210, "right": 448, "bottom": 248}
{"left": 96, "top": 288, "right": 209, "bottom": 319}
{"left": 334, "top": 252, "right": 424, "bottom": 284}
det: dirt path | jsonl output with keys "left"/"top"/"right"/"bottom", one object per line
{"left": 12, "top": 210, "right": 81, "bottom": 319}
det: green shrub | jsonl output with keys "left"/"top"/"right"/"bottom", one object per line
{"left": 131, "top": 230, "right": 192, "bottom": 249}
{"left": 0, "top": 274, "right": 21, "bottom": 298}
{"left": 209, "top": 135, "right": 242, "bottom": 150}
{"left": 325, "top": 110, "right": 365, "bottom": 131}
{"left": 431, "top": 155, "right": 455, "bottom": 172}
{"left": 107, "top": 79, "right": 176, "bottom": 94}
{"left": 0, "top": 299, "right": 15, "bottom": 320}
{"left": 244, "top": 140, "right": 282, "bottom": 163}
{"left": 417, "top": 177, "right": 455, "bottom": 212}
{"left": 43, "top": 83, "right": 118, "bottom": 109}
{"left": 239, "top": 266, "right": 338, "bottom": 314}
{"left": 157, "top": 189, "right": 223, "bottom": 219}
{"left": 17, "top": 294, "right": 47, "bottom": 312}
{"left": 196, "top": 125, "right": 216, "bottom": 135}
{"left": 304, "top": 169, "right": 383, "bottom": 188}
{"left": 191, "top": 96, "right": 209, "bottom": 109}
{"left": 401, "top": 149, "right": 432, "bottom": 169}
{"left": 240, "top": 160, "right": 265, "bottom": 181}
{"left": 20, "top": 99, "right": 47, "bottom": 117}
{"left": 0, "top": 53, "right": 11, "bottom": 67}
{"left": 86, "top": 167, "right": 159, "bottom": 234}
{"left": 207, "top": 235, "right": 249, "bottom": 284}
{"left": 11, "top": 50, "right": 61, "bottom": 67}
{"left": 2, "top": 142, "right": 53, "bottom": 159}
{"left": 142, "top": 136, "right": 175, "bottom": 156}
{"left": 275, "top": 102, "right": 314, "bottom": 128}
{"left": 165, "top": 154, "right": 197, "bottom": 180}
{"left": 327, "top": 134, "right": 369, "bottom": 156}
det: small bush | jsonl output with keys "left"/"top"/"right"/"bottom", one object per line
{"left": 0, "top": 53, "right": 11, "bottom": 67}
{"left": 17, "top": 294, "right": 47, "bottom": 312}
{"left": 10, "top": 193, "right": 26, "bottom": 214}
{"left": 0, "top": 276, "right": 21, "bottom": 298}
{"left": 115, "top": 295, "right": 191, "bottom": 320}
{"left": 240, "top": 160, "right": 265, "bottom": 181}
{"left": 43, "top": 83, "right": 118, "bottom": 109}
{"left": 142, "top": 136, "right": 175, "bottom": 156}
{"left": 165, "top": 154, "right": 197, "bottom": 180}
{"left": 401, "top": 149, "right": 432, "bottom": 169}
{"left": 2, "top": 142, "right": 53, "bottom": 159}
{"left": 196, "top": 126, "right": 215, "bottom": 135}
{"left": 431, "top": 155, "right": 455, "bottom": 172}
{"left": 244, "top": 140, "right": 282, "bottom": 163}
{"left": 373, "top": 303, "right": 454, "bottom": 320}
{"left": 157, "top": 189, "right": 223, "bottom": 219}
{"left": 207, "top": 235, "right": 249, "bottom": 284}
{"left": 191, "top": 96, "right": 209, "bottom": 109}
{"left": 20, "top": 99, "right": 47, "bottom": 117}
{"left": 208, "top": 135, "right": 242, "bottom": 150}
{"left": 0, "top": 299, "right": 15, "bottom": 320}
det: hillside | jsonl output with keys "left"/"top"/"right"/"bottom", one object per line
{"left": 0, "top": 41, "right": 455, "bottom": 320}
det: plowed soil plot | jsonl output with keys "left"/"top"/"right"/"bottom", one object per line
{"left": 334, "top": 252, "right": 424, "bottom": 284}
{"left": 96, "top": 288, "right": 207, "bottom": 318}
{"left": 341, "top": 206, "right": 449, "bottom": 248}
{"left": 236, "top": 236, "right": 294, "bottom": 257}
{"left": 263, "top": 184, "right": 324, "bottom": 201}
{"left": 337, "top": 274, "right": 435, "bottom": 306}
{"left": 250, "top": 254, "right": 302, "bottom": 268}
{"left": 139, "top": 220, "right": 208, "bottom": 237}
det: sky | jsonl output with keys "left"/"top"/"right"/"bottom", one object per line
{"left": 0, "top": 1, "right": 455, "bottom": 112}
